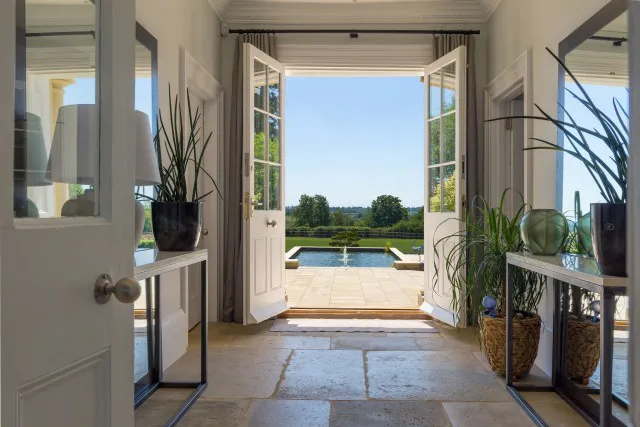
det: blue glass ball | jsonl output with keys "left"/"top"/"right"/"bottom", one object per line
{"left": 482, "top": 295, "right": 497, "bottom": 310}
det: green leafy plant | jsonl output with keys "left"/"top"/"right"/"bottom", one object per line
{"left": 137, "top": 86, "right": 222, "bottom": 203}
{"left": 432, "top": 190, "right": 546, "bottom": 324}
{"left": 384, "top": 240, "right": 392, "bottom": 253}
{"left": 487, "top": 48, "right": 629, "bottom": 204}
{"left": 329, "top": 231, "right": 361, "bottom": 247}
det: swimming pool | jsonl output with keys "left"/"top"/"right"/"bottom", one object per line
{"left": 291, "top": 247, "right": 400, "bottom": 268}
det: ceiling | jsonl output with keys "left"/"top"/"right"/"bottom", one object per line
{"left": 210, "top": 0, "right": 502, "bottom": 25}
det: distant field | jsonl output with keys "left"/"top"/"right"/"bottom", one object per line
{"left": 285, "top": 237, "right": 424, "bottom": 254}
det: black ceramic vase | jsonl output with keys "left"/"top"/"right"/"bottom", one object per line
{"left": 151, "top": 202, "right": 202, "bottom": 251}
{"left": 591, "top": 203, "right": 626, "bottom": 277}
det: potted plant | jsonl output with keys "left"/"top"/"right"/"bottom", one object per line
{"left": 433, "top": 190, "right": 546, "bottom": 378}
{"left": 488, "top": 48, "right": 628, "bottom": 276}
{"left": 137, "top": 87, "right": 222, "bottom": 251}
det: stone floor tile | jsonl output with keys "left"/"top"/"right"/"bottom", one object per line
{"left": 329, "top": 400, "right": 452, "bottom": 427}
{"left": 136, "top": 395, "right": 248, "bottom": 427}
{"left": 443, "top": 402, "right": 534, "bottom": 427}
{"left": 226, "top": 334, "right": 331, "bottom": 350}
{"left": 331, "top": 336, "right": 418, "bottom": 350}
{"left": 366, "top": 351, "right": 510, "bottom": 401}
{"left": 164, "top": 347, "right": 292, "bottom": 399}
{"left": 240, "top": 399, "right": 330, "bottom": 427}
{"left": 521, "top": 392, "right": 590, "bottom": 426}
{"left": 414, "top": 336, "right": 481, "bottom": 352}
{"left": 278, "top": 350, "right": 366, "bottom": 400}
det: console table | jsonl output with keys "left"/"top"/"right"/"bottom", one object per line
{"left": 505, "top": 252, "right": 627, "bottom": 427}
{"left": 133, "top": 249, "right": 208, "bottom": 427}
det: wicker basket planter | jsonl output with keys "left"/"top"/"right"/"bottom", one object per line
{"left": 566, "top": 318, "right": 600, "bottom": 384}
{"left": 481, "top": 314, "right": 541, "bottom": 378}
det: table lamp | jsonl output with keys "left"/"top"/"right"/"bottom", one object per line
{"left": 14, "top": 113, "right": 52, "bottom": 218}
{"left": 48, "top": 105, "right": 160, "bottom": 248}
{"left": 134, "top": 111, "right": 161, "bottom": 249}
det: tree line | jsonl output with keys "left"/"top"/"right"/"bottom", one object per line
{"left": 289, "top": 194, "right": 424, "bottom": 233}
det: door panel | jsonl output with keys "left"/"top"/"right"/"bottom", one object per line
{"left": 243, "top": 44, "right": 287, "bottom": 325}
{"left": 1, "top": 0, "right": 136, "bottom": 425}
{"left": 421, "top": 46, "right": 467, "bottom": 328}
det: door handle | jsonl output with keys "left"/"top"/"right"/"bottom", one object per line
{"left": 267, "top": 219, "right": 278, "bottom": 228}
{"left": 94, "top": 274, "right": 141, "bottom": 305}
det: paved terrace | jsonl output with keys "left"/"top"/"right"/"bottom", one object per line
{"left": 286, "top": 267, "right": 424, "bottom": 309}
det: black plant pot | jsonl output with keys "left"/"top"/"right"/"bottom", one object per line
{"left": 591, "top": 203, "right": 626, "bottom": 277}
{"left": 151, "top": 202, "right": 202, "bottom": 252}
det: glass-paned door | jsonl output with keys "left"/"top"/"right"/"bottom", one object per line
{"left": 243, "top": 44, "right": 287, "bottom": 325}
{"left": 422, "top": 46, "right": 468, "bottom": 327}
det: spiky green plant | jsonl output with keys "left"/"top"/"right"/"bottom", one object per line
{"left": 137, "top": 85, "right": 222, "bottom": 203}
{"left": 432, "top": 190, "right": 546, "bottom": 324}
{"left": 487, "top": 48, "right": 628, "bottom": 204}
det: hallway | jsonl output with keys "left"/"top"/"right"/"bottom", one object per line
{"left": 135, "top": 320, "right": 591, "bottom": 426}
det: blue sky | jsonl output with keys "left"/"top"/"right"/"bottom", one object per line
{"left": 64, "top": 76, "right": 627, "bottom": 212}
{"left": 285, "top": 76, "right": 424, "bottom": 207}
{"left": 561, "top": 83, "right": 629, "bottom": 214}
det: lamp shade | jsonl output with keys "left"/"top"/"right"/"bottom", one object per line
{"left": 135, "top": 111, "right": 160, "bottom": 185}
{"left": 47, "top": 104, "right": 99, "bottom": 186}
{"left": 15, "top": 113, "right": 50, "bottom": 186}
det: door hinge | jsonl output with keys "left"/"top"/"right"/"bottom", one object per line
{"left": 461, "top": 155, "right": 466, "bottom": 180}
{"left": 505, "top": 118, "right": 513, "bottom": 131}
{"left": 462, "top": 194, "right": 467, "bottom": 209}
{"left": 244, "top": 153, "right": 250, "bottom": 177}
{"left": 244, "top": 192, "right": 250, "bottom": 220}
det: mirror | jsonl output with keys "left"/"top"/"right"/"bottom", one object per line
{"left": 558, "top": 2, "right": 629, "bottom": 425}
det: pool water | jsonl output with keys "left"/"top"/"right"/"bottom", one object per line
{"left": 294, "top": 249, "right": 399, "bottom": 268}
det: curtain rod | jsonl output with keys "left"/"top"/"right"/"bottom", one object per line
{"left": 227, "top": 29, "right": 480, "bottom": 36}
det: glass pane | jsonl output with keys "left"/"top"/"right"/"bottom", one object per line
{"left": 254, "top": 111, "right": 267, "bottom": 161}
{"left": 428, "top": 69, "right": 442, "bottom": 118}
{"left": 16, "top": 0, "right": 99, "bottom": 218}
{"left": 254, "top": 162, "right": 266, "bottom": 211}
{"left": 268, "top": 165, "right": 281, "bottom": 210}
{"left": 268, "top": 117, "right": 280, "bottom": 163}
{"left": 443, "top": 165, "right": 456, "bottom": 212}
{"left": 428, "top": 119, "right": 441, "bottom": 165}
{"left": 428, "top": 167, "right": 441, "bottom": 213}
{"left": 254, "top": 59, "right": 267, "bottom": 111}
{"left": 135, "top": 38, "right": 156, "bottom": 250}
{"left": 268, "top": 66, "right": 280, "bottom": 116}
{"left": 443, "top": 113, "right": 456, "bottom": 163}
{"left": 442, "top": 61, "right": 456, "bottom": 112}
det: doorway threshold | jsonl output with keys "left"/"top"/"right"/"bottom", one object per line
{"left": 278, "top": 308, "right": 430, "bottom": 320}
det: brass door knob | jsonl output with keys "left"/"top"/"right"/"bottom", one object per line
{"left": 94, "top": 274, "right": 141, "bottom": 304}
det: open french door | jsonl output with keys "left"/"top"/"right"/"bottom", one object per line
{"left": 242, "top": 44, "right": 287, "bottom": 325}
{"left": 421, "top": 46, "right": 468, "bottom": 327}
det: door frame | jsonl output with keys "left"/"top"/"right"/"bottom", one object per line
{"left": 484, "top": 49, "right": 533, "bottom": 208}
{"left": 180, "top": 48, "right": 224, "bottom": 322}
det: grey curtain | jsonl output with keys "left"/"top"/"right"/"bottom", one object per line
{"left": 433, "top": 34, "right": 481, "bottom": 207}
{"left": 223, "top": 34, "right": 277, "bottom": 323}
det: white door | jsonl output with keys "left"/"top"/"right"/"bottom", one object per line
{"left": 242, "top": 44, "right": 287, "bottom": 325}
{"left": 0, "top": 0, "right": 137, "bottom": 426}
{"left": 421, "top": 46, "right": 468, "bottom": 327}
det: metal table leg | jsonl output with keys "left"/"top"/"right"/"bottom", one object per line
{"left": 600, "top": 289, "right": 615, "bottom": 427}
{"left": 506, "top": 264, "right": 514, "bottom": 387}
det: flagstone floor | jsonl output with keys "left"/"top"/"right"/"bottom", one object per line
{"left": 285, "top": 267, "right": 424, "bottom": 309}
{"left": 134, "top": 320, "right": 602, "bottom": 427}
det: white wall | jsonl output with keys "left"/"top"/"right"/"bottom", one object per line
{"left": 486, "top": 0, "right": 614, "bottom": 375}
{"left": 137, "top": 0, "right": 222, "bottom": 102}
{"left": 135, "top": 0, "right": 221, "bottom": 353}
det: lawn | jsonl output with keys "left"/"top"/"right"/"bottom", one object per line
{"left": 285, "top": 237, "right": 424, "bottom": 254}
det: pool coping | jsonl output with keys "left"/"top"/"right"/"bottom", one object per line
{"left": 285, "top": 246, "right": 415, "bottom": 270}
